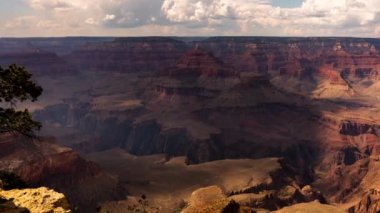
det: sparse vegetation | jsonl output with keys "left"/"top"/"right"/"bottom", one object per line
{"left": 0, "top": 64, "right": 43, "bottom": 137}
{"left": 277, "top": 186, "right": 296, "bottom": 199}
{"left": 127, "top": 194, "right": 159, "bottom": 213}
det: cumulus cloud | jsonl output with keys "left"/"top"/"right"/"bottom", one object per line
{"left": 288, "top": 0, "right": 380, "bottom": 35}
{"left": 0, "top": 0, "right": 379, "bottom": 36}
{"left": 161, "top": 0, "right": 269, "bottom": 25}
{"left": 26, "top": 0, "right": 168, "bottom": 28}
{"left": 102, "top": 0, "right": 167, "bottom": 27}
{"left": 159, "top": 0, "right": 380, "bottom": 36}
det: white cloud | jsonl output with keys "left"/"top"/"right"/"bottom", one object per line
{"left": 0, "top": 0, "right": 379, "bottom": 37}
{"left": 159, "top": 0, "right": 380, "bottom": 36}
{"left": 103, "top": 14, "right": 116, "bottom": 21}
{"left": 161, "top": 0, "right": 268, "bottom": 23}
{"left": 85, "top": 18, "right": 99, "bottom": 25}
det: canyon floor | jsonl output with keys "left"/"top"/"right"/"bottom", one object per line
{"left": 86, "top": 149, "right": 280, "bottom": 212}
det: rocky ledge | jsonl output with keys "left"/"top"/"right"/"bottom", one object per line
{"left": 181, "top": 186, "right": 245, "bottom": 213}
{"left": 0, "top": 180, "right": 71, "bottom": 213}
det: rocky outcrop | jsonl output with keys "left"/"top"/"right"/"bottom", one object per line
{"left": 0, "top": 187, "right": 71, "bottom": 213}
{"left": 157, "top": 155, "right": 324, "bottom": 212}
{"left": 310, "top": 115, "right": 380, "bottom": 211}
{"left": 181, "top": 186, "right": 244, "bottom": 213}
{"left": 0, "top": 134, "right": 124, "bottom": 212}
{"left": 273, "top": 200, "right": 345, "bottom": 213}
{"left": 349, "top": 188, "right": 380, "bottom": 213}
{"left": 182, "top": 182, "right": 324, "bottom": 213}
{"left": 340, "top": 120, "right": 378, "bottom": 136}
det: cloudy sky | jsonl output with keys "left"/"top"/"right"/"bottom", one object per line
{"left": 0, "top": 0, "right": 379, "bottom": 37}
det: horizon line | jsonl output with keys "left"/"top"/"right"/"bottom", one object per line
{"left": 1, "top": 35, "right": 380, "bottom": 39}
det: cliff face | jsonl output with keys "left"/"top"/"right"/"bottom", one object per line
{"left": 0, "top": 37, "right": 114, "bottom": 56}
{"left": 196, "top": 37, "right": 380, "bottom": 79}
{"left": 2, "top": 36, "right": 379, "bottom": 79}
{"left": 0, "top": 134, "right": 124, "bottom": 212}
{"left": 65, "top": 37, "right": 189, "bottom": 73}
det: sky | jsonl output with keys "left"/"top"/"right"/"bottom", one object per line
{"left": 0, "top": 0, "right": 379, "bottom": 37}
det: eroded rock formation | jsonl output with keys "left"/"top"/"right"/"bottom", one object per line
{"left": 3, "top": 37, "right": 380, "bottom": 212}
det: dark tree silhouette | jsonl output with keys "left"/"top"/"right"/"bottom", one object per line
{"left": 0, "top": 64, "right": 43, "bottom": 137}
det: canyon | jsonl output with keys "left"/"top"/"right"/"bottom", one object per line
{"left": 1, "top": 37, "right": 380, "bottom": 212}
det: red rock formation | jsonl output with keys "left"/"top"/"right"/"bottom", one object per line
{"left": 162, "top": 46, "right": 234, "bottom": 78}
{"left": 350, "top": 189, "right": 380, "bottom": 213}
{"left": 3, "top": 36, "right": 374, "bottom": 80}
{"left": 316, "top": 65, "right": 346, "bottom": 84}
{"left": 0, "top": 134, "right": 123, "bottom": 212}
{"left": 195, "top": 37, "right": 380, "bottom": 81}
